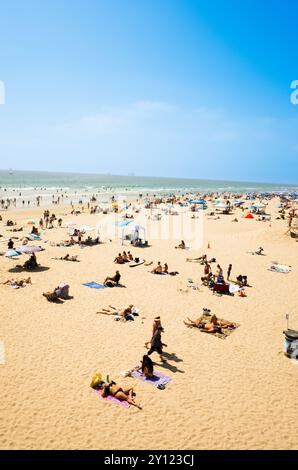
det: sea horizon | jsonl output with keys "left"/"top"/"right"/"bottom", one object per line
{"left": 0, "top": 169, "right": 297, "bottom": 194}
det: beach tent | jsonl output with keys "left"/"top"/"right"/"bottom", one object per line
{"left": 121, "top": 224, "right": 146, "bottom": 245}
{"left": 245, "top": 213, "right": 254, "bottom": 219}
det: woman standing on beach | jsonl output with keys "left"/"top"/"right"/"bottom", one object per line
{"left": 147, "top": 326, "right": 167, "bottom": 362}
{"left": 145, "top": 316, "right": 162, "bottom": 349}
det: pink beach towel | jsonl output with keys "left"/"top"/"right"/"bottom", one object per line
{"left": 96, "top": 389, "right": 130, "bottom": 408}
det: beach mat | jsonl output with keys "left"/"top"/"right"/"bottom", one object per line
{"left": 187, "top": 313, "right": 239, "bottom": 340}
{"left": 96, "top": 390, "right": 130, "bottom": 408}
{"left": 83, "top": 282, "right": 106, "bottom": 289}
{"left": 131, "top": 369, "right": 171, "bottom": 388}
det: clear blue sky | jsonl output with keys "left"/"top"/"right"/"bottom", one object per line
{"left": 0, "top": 0, "right": 298, "bottom": 183}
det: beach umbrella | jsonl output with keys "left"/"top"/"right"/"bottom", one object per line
{"left": 5, "top": 249, "right": 21, "bottom": 257}
{"left": 16, "top": 245, "right": 44, "bottom": 254}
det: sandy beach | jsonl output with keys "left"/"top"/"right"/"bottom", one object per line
{"left": 0, "top": 198, "right": 298, "bottom": 450}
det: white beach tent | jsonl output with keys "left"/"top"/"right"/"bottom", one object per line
{"left": 121, "top": 224, "right": 147, "bottom": 245}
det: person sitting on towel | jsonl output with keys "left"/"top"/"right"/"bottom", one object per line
{"left": 236, "top": 275, "right": 248, "bottom": 287}
{"left": 127, "top": 251, "right": 134, "bottom": 261}
{"left": 151, "top": 261, "right": 163, "bottom": 274}
{"left": 175, "top": 240, "right": 186, "bottom": 249}
{"left": 122, "top": 251, "right": 129, "bottom": 263}
{"left": 114, "top": 253, "right": 125, "bottom": 264}
{"left": 104, "top": 270, "right": 121, "bottom": 286}
{"left": 139, "top": 355, "right": 154, "bottom": 378}
{"left": 23, "top": 253, "right": 38, "bottom": 270}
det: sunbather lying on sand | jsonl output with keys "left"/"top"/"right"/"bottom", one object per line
{"left": 186, "top": 254, "right": 207, "bottom": 263}
{"left": 97, "top": 380, "right": 142, "bottom": 409}
{"left": 3, "top": 277, "right": 32, "bottom": 287}
{"left": 53, "top": 254, "right": 79, "bottom": 262}
{"left": 184, "top": 314, "right": 236, "bottom": 332}
{"left": 96, "top": 304, "right": 135, "bottom": 318}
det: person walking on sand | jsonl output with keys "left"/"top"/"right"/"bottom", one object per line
{"left": 227, "top": 264, "right": 232, "bottom": 281}
{"left": 146, "top": 326, "right": 167, "bottom": 362}
{"left": 145, "top": 316, "right": 162, "bottom": 348}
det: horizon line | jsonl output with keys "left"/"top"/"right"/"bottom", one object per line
{"left": 0, "top": 168, "right": 297, "bottom": 187}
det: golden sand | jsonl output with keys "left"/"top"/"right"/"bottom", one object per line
{"left": 0, "top": 200, "right": 297, "bottom": 450}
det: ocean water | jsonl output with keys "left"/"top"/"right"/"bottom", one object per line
{"left": 0, "top": 170, "right": 297, "bottom": 209}
{"left": 0, "top": 170, "right": 296, "bottom": 193}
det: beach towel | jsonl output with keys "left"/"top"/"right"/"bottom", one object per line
{"left": 269, "top": 263, "right": 291, "bottom": 273}
{"left": 131, "top": 369, "right": 171, "bottom": 388}
{"left": 83, "top": 282, "right": 106, "bottom": 289}
{"left": 96, "top": 389, "right": 130, "bottom": 408}
{"left": 187, "top": 313, "right": 239, "bottom": 340}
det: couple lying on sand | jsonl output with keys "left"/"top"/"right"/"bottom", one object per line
{"left": 184, "top": 311, "right": 236, "bottom": 333}
{"left": 52, "top": 254, "right": 79, "bottom": 262}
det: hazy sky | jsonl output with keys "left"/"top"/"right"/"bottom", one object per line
{"left": 0, "top": 0, "right": 298, "bottom": 183}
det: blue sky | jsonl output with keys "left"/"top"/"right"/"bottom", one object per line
{"left": 0, "top": 0, "right": 298, "bottom": 183}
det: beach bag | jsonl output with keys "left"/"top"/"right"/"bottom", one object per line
{"left": 90, "top": 372, "right": 102, "bottom": 389}
{"left": 135, "top": 257, "right": 140, "bottom": 263}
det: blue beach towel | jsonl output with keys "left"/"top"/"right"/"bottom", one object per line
{"left": 83, "top": 282, "right": 106, "bottom": 289}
